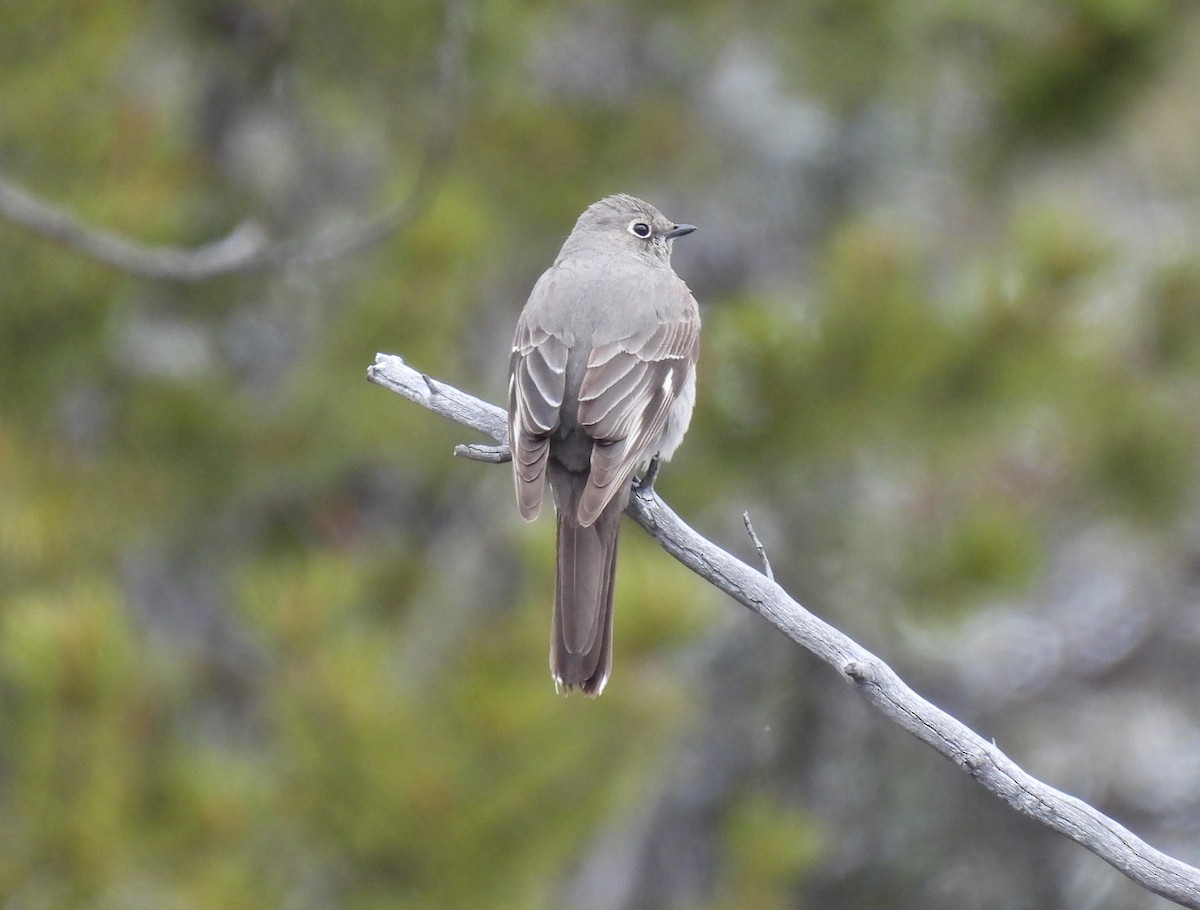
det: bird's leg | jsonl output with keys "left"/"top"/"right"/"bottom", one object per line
{"left": 636, "top": 455, "right": 662, "bottom": 499}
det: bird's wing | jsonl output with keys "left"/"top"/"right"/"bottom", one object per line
{"left": 576, "top": 299, "right": 700, "bottom": 527}
{"left": 509, "top": 316, "right": 569, "bottom": 521}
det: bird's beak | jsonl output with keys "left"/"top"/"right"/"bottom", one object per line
{"left": 665, "top": 223, "right": 697, "bottom": 239}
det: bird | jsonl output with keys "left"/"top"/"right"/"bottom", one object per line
{"left": 507, "top": 194, "right": 700, "bottom": 695}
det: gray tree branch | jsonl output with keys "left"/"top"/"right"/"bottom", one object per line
{"left": 0, "top": 135, "right": 448, "bottom": 283}
{"left": 0, "top": 0, "right": 468, "bottom": 283}
{"left": 366, "top": 351, "right": 1200, "bottom": 910}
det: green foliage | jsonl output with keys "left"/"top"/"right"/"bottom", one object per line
{"left": 991, "top": 0, "right": 1172, "bottom": 146}
{"left": 1144, "top": 258, "right": 1200, "bottom": 370}
{"left": 719, "top": 792, "right": 824, "bottom": 910}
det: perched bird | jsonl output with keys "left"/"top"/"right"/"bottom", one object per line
{"left": 507, "top": 194, "right": 700, "bottom": 695}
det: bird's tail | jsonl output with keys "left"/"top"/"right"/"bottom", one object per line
{"left": 550, "top": 491, "right": 620, "bottom": 696}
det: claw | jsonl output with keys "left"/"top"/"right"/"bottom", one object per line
{"left": 636, "top": 455, "right": 661, "bottom": 498}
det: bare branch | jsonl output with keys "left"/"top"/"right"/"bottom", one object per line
{"left": 366, "top": 350, "right": 1200, "bottom": 910}
{"left": 454, "top": 443, "right": 511, "bottom": 463}
{"left": 0, "top": 0, "right": 469, "bottom": 282}
{"left": 0, "top": 176, "right": 268, "bottom": 281}
{"left": 368, "top": 354, "right": 507, "bottom": 442}
{"left": 742, "top": 510, "right": 774, "bottom": 580}
{"left": 0, "top": 146, "right": 444, "bottom": 283}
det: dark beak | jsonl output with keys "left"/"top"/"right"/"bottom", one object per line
{"left": 665, "top": 223, "right": 697, "bottom": 239}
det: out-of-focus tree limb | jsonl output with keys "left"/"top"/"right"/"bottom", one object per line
{"left": 0, "top": 121, "right": 449, "bottom": 282}
{"left": 367, "top": 351, "right": 1200, "bottom": 910}
{"left": 0, "top": 0, "right": 468, "bottom": 283}
{"left": 0, "top": 176, "right": 265, "bottom": 281}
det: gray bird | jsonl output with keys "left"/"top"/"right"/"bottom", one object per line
{"left": 508, "top": 194, "right": 700, "bottom": 695}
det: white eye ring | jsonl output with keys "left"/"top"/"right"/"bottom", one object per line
{"left": 629, "top": 220, "right": 652, "bottom": 239}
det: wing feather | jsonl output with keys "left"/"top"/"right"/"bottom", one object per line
{"left": 509, "top": 265, "right": 700, "bottom": 528}
{"left": 508, "top": 317, "right": 570, "bottom": 521}
{"left": 575, "top": 293, "right": 699, "bottom": 526}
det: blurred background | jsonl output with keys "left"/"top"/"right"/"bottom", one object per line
{"left": 3, "top": 1, "right": 1200, "bottom": 908}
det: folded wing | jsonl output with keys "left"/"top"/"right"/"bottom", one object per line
{"left": 576, "top": 312, "right": 700, "bottom": 527}
{"left": 509, "top": 320, "right": 569, "bottom": 521}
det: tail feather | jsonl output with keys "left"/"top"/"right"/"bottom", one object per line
{"left": 551, "top": 500, "right": 619, "bottom": 696}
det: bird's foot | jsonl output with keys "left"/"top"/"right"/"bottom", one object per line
{"left": 635, "top": 456, "right": 662, "bottom": 499}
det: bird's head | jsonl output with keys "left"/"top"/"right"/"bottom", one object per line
{"left": 564, "top": 193, "right": 696, "bottom": 266}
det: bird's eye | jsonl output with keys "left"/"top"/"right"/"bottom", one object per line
{"left": 629, "top": 221, "right": 652, "bottom": 239}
